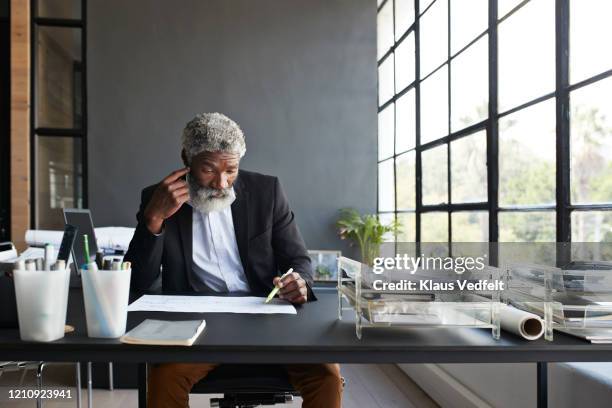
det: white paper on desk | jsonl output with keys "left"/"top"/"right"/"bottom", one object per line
{"left": 500, "top": 304, "right": 544, "bottom": 340}
{"left": 127, "top": 295, "right": 297, "bottom": 315}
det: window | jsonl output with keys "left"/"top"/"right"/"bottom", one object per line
{"left": 377, "top": 0, "right": 612, "bottom": 244}
{"left": 32, "top": 0, "right": 87, "bottom": 229}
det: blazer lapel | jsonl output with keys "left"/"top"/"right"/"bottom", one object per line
{"left": 231, "top": 174, "right": 249, "bottom": 275}
{"left": 177, "top": 203, "right": 193, "bottom": 283}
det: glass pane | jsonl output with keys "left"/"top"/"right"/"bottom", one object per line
{"left": 378, "top": 213, "right": 397, "bottom": 243}
{"left": 572, "top": 211, "right": 612, "bottom": 243}
{"left": 452, "top": 211, "right": 489, "bottom": 242}
{"left": 450, "top": 0, "right": 488, "bottom": 54}
{"left": 395, "top": 0, "right": 415, "bottom": 40}
{"left": 378, "top": 104, "right": 395, "bottom": 160}
{"left": 396, "top": 151, "right": 416, "bottom": 210}
{"left": 397, "top": 212, "right": 416, "bottom": 241}
{"left": 570, "top": 77, "right": 612, "bottom": 205}
{"left": 570, "top": 0, "right": 612, "bottom": 84}
{"left": 35, "top": 136, "right": 83, "bottom": 230}
{"left": 498, "top": 0, "right": 554, "bottom": 112}
{"left": 421, "top": 212, "right": 449, "bottom": 242}
{"left": 499, "top": 99, "right": 556, "bottom": 206}
{"left": 498, "top": 0, "right": 524, "bottom": 20}
{"left": 378, "top": 55, "right": 395, "bottom": 106}
{"left": 420, "top": 65, "right": 448, "bottom": 144}
{"left": 451, "top": 36, "right": 488, "bottom": 131}
{"left": 395, "top": 89, "right": 416, "bottom": 152}
{"left": 420, "top": 0, "right": 448, "bottom": 77}
{"left": 36, "top": 26, "right": 83, "bottom": 129}
{"left": 395, "top": 32, "right": 415, "bottom": 92}
{"left": 37, "top": 0, "right": 81, "bottom": 19}
{"left": 422, "top": 144, "right": 448, "bottom": 205}
{"left": 378, "top": 159, "right": 395, "bottom": 212}
{"left": 451, "top": 131, "right": 487, "bottom": 203}
{"left": 419, "top": 0, "right": 436, "bottom": 15}
{"left": 378, "top": 0, "right": 394, "bottom": 60}
{"left": 499, "top": 211, "right": 555, "bottom": 242}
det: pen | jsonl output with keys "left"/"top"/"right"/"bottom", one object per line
{"left": 265, "top": 268, "right": 293, "bottom": 304}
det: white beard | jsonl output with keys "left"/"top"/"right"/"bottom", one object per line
{"left": 187, "top": 174, "right": 236, "bottom": 213}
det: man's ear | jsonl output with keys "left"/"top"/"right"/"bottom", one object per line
{"left": 181, "top": 149, "right": 189, "bottom": 167}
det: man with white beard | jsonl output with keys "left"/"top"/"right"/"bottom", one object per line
{"left": 124, "top": 113, "right": 342, "bottom": 408}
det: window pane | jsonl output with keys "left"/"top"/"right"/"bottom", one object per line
{"left": 497, "top": 0, "right": 523, "bottom": 19}
{"left": 396, "top": 151, "right": 416, "bottom": 210}
{"left": 35, "top": 136, "right": 83, "bottom": 230}
{"left": 395, "top": 32, "right": 415, "bottom": 92}
{"left": 37, "top": 0, "right": 81, "bottom": 19}
{"left": 378, "top": 0, "right": 394, "bottom": 60}
{"left": 499, "top": 99, "right": 556, "bottom": 206}
{"left": 570, "top": 77, "right": 612, "bottom": 205}
{"left": 379, "top": 159, "right": 395, "bottom": 212}
{"left": 450, "top": 0, "right": 488, "bottom": 54}
{"left": 420, "top": 0, "right": 435, "bottom": 14}
{"left": 420, "top": 0, "right": 448, "bottom": 77}
{"left": 378, "top": 55, "right": 394, "bottom": 106}
{"left": 570, "top": 1, "right": 612, "bottom": 84}
{"left": 572, "top": 211, "right": 612, "bottom": 243}
{"left": 397, "top": 212, "right": 416, "bottom": 242}
{"left": 36, "top": 26, "right": 83, "bottom": 129}
{"left": 395, "top": 0, "right": 415, "bottom": 40}
{"left": 421, "top": 212, "right": 448, "bottom": 242}
{"left": 420, "top": 65, "right": 448, "bottom": 144}
{"left": 499, "top": 211, "right": 555, "bottom": 242}
{"left": 378, "top": 104, "right": 395, "bottom": 160}
{"left": 422, "top": 144, "right": 448, "bottom": 205}
{"left": 451, "top": 131, "right": 487, "bottom": 203}
{"left": 378, "top": 213, "right": 397, "bottom": 242}
{"left": 498, "top": 0, "right": 554, "bottom": 112}
{"left": 452, "top": 211, "right": 489, "bottom": 242}
{"left": 395, "top": 90, "right": 416, "bottom": 152}
{"left": 451, "top": 36, "right": 488, "bottom": 131}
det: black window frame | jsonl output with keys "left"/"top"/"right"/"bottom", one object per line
{"left": 377, "top": 0, "right": 612, "bottom": 249}
{"left": 30, "top": 0, "right": 88, "bottom": 228}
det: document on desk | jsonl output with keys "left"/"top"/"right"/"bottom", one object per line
{"left": 127, "top": 295, "right": 297, "bottom": 315}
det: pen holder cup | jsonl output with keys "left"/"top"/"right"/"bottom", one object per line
{"left": 81, "top": 268, "right": 131, "bottom": 338}
{"left": 13, "top": 268, "right": 71, "bottom": 342}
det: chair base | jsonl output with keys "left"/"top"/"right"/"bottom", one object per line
{"left": 210, "top": 392, "right": 295, "bottom": 408}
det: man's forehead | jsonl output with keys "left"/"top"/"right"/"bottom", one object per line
{"left": 195, "top": 151, "right": 241, "bottom": 163}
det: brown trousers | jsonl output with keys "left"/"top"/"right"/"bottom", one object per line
{"left": 148, "top": 363, "right": 343, "bottom": 408}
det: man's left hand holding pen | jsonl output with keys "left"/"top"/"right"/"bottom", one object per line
{"left": 272, "top": 271, "right": 308, "bottom": 304}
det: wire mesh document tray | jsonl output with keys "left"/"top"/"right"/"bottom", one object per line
{"left": 336, "top": 257, "right": 503, "bottom": 340}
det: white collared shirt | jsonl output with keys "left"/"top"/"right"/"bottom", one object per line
{"left": 190, "top": 205, "right": 250, "bottom": 293}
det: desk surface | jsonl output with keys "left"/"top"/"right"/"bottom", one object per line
{"left": 1, "top": 288, "right": 612, "bottom": 364}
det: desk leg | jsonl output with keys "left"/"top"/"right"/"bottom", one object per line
{"left": 537, "top": 362, "right": 548, "bottom": 408}
{"left": 138, "top": 363, "right": 148, "bottom": 408}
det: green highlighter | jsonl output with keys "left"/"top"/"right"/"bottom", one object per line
{"left": 265, "top": 268, "right": 294, "bottom": 303}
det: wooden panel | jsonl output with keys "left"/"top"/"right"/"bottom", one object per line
{"left": 10, "top": 0, "right": 30, "bottom": 251}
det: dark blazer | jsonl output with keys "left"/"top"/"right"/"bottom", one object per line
{"left": 124, "top": 170, "right": 316, "bottom": 300}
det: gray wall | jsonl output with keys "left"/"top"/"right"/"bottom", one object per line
{"left": 88, "top": 0, "right": 377, "bottom": 254}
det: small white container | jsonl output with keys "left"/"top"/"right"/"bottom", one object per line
{"left": 81, "top": 268, "right": 131, "bottom": 338}
{"left": 13, "top": 268, "right": 71, "bottom": 342}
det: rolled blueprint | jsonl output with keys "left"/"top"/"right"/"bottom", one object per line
{"left": 500, "top": 304, "right": 544, "bottom": 340}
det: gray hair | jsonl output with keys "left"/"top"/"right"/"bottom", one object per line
{"left": 182, "top": 112, "right": 246, "bottom": 164}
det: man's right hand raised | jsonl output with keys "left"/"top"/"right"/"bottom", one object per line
{"left": 143, "top": 167, "right": 191, "bottom": 234}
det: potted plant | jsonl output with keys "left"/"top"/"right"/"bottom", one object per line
{"left": 336, "top": 208, "right": 400, "bottom": 266}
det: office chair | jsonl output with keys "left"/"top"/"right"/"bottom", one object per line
{"left": 190, "top": 364, "right": 299, "bottom": 408}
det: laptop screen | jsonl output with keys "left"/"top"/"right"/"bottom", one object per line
{"left": 63, "top": 209, "right": 98, "bottom": 270}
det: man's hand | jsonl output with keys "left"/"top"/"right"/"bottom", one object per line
{"left": 273, "top": 271, "right": 308, "bottom": 304}
{"left": 143, "top": 168, "right": 191, "bottom": 234}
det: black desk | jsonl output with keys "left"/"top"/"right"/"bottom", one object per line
{"left": 1, "top": 287, "right": 611, "bottom": 408}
